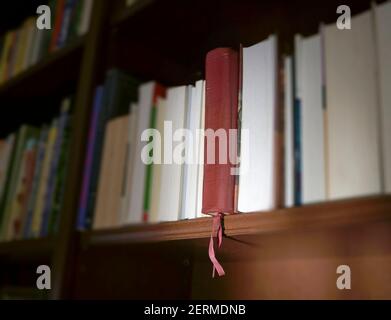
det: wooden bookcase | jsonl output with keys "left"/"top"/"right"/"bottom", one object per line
{"left": 1, "top": 0, "right": 391, "bottom": 299}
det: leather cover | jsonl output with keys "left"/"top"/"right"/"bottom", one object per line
{"left": 202, "top": 48, "right": 239, "bottom": 215}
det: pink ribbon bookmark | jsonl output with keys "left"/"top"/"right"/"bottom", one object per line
{"left": 208, "top": 213, "right": 225, "bottom": 278}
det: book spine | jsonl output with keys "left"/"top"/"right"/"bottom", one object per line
{"left": 23, "top": 128, "right": 48, "bottom": 238}
{"left": 142, "top": 84, "right": 166, "bottom": 222}
{"left": 77, "top": 86, "right": 103, "bottom": 229}
{"left": 14, "top": 141, "right": 38, "bottom": 239}
{"left": 202, "top": 48, "right": 239, "bottom": 215}
{"left": 48, "top": 114, "right": 72, "bottom": 234}
{"left": 57, "top": 0, "right": 76, "bottom": 48}
{"left": 40, "top": 100, "right": 70, "bottom": 236}
{"left": 84, "top": 77, "right": 114, "bottom": 228}
{"left": 78, "top": 0, "right": 93, "bottom": 35}
{"left": 50, "top": 0, "right": 66, "bottom": 52}
{"left": 293, "top": 97, "right": 302, "bottom": 206}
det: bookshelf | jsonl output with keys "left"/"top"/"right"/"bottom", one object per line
{"left": 0, "top": 37, "right": 85, "bottom": 98}
{"left": 1, "top": 0, "right": 391, "bottom": 300}
{"left": 82, "top": 196, "right": 391, "bottom": 246}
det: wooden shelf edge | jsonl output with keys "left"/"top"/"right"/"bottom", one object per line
{"left": 0, "top": 236, "right": 55, "bottom": 259}
{"left": 0, "top": 37, "right": 85, "bottom": 96}
{"left": 82, "top": 195, "right": 391, "bottom": 247}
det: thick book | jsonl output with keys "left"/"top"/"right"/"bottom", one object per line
{"left": 93, "top": 115, "right": 129, "bottom": 229}
{"left": 295, "top": 34, "right": 326, "bottom": 204}
{"left": 238, "top": 36, "right": 277, "bottom": 212}
{"left": 119, "top": 102, "right": 138, "bottom": 224}
{"left": 324, "top": 11, "right": 381, "bottom": 199}
{"left": 202, "top": 48, "right": 239, "bottom": 215}
{"left": 374, "top": 1, "right": 391, "bottom": 193}
{"left": 85, "top": 69, "right": 138, "bottom": 228}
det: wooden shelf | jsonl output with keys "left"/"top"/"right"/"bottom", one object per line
{"left": 81, "top": 196, "right": 391, "bottom": 247}
{"left": 110, "top": 0, "right": 155, "bottom": 26}
{"left": 0, "top": 237, "right": 54, "bottom": 261}
{"left": 0, "top": 37, "right": 85, "bottom": 98}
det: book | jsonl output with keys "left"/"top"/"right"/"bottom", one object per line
{"left": 0, "top": 135, "right": 15, "bottom": 204}
{"left": 149, "top": 98, "right": 166, "bottom": 223}
{"left": 202, "top": 48, "right": 239, "bottom": 215}
{"left": 196, "top": 81, "right": 206, "bottom": 218}
{"left": 77, "top": 86, "right": 103, "bottom": 229}
{"left": 293, "top": 36, "right": 302, "bottom": 206}
{"left": 295, "top": 33, "right": 326, "bottom": 204}
{"left": 238, "top": 35, "right": 277, "bottom": 212}
{"left": 50, "top": 0, "right": 66, "bottom": 52}
{"left": 14, "top": 19, "right": 30, "bottom": 76}
{"left": 93, "top": 115, "right": 129, "bottom": 229}
{"left": 78, "top": 0, "right": 94, "bottom": 35}
{"left": 323, "top": 11, "right": 381, "bottom": 200}
{"left": 157, "top": 86, "right": 189, "bottom": 222}
{"left": 120, "top": 102, "right": 138, "bottom": 224}
{"left": 182, "top": 80, "right": 205, "bottom": 219}
{"left": 0, "top": 31, "right": 15, "bottom": 83}
{"left": 30, "top": 119, "right": 58, "bottom": 237}
{"left": 23, "top": 127, "right": 49, "bottom": 238}
{"left": 284, "top": 56, "right": 294, "bottom": 208}
{"left": 142, "top": 84, "right": 166, "bottom": 222}
{"left": 49, "top": 113, "right": 72, "bottom": 234}
{"left": 374, "top": 1, "right": 391, "bottom": 193}
{"left": 125, "top": 82, "right": 164, "bottom": 224}
{"left": 22, "top": 18, "right": 37, "bottom": 69}
{"left": 0, "top": 125, "right": 39, "bottom": 240}
{"left": 84, "top": 69, "right": 138, "bottom": 228}
{"left": 9, "top": 138, "right": 38, "bottom": 239}
{"left": 57, "top": 0, "right": 77, "bottom": 48}
{"left": 40, "top": 98, "right": 72, "bottom": 236}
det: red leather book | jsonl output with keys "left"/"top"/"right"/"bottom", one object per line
{"left": 202, "top": 48, "right": 239, "bottom": 215}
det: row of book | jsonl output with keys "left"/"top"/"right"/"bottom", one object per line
{"left": 0, "top": 0, "right": 93, "bottom": 84}
{"left": 0, "top": 99, "right": 72, "bottom": 241}
{"left": 284, "top": 2, "right": 391, "bottom": 207}
{"left": 75, "top": 1, "right": 391, "bottom": 230}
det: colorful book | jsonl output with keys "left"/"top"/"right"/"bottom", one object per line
{"left": 23, "top": 127, "right": 49, "bottom": 238}
{"left": 0, "top": 125, "right": 39, "bottom": 240}
{"left": 30, "top": 119, "right": 58, "bottom": 237}
{"left": 40, "top": 98, "right": 72, "bottom": 236}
